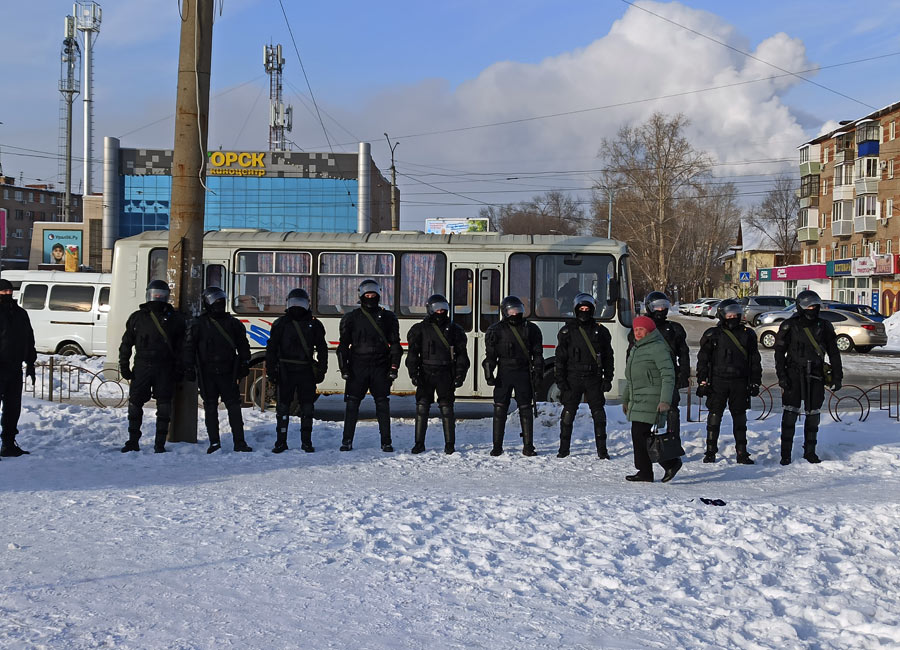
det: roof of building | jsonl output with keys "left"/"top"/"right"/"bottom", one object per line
{"left": 802, "top": 99, "right": 900, "bottom": 146}
{"left": 736, "top": 219, "right": 782, "bottom": 253}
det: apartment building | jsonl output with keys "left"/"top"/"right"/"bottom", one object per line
{"left": 797, "top": 101, "right": 900, "bottom": 315}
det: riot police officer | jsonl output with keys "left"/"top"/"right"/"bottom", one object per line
{"left": 555, "top": 293, "right": 614, "bottom": 458}
{"left": 774, "top": 290, "right": 842, "bottom": 465}
{"left": 119, "top": 280, "right": 186, "bottom": 453}
{"left": 266, "top": 288, "right": 328, "bottom": 453}
{"left": 696, "top": 298, "right": 762, "bottom": 464}
{"left": 0, "top": 278, "right": 36, "bottom": 457}
{"left": 406, "top": 294, "right": 469, "bottom": 455}
{"left": 337, "top": 279, "right": 402, "bottom": 452}
{"left": 184, "top": 287, "right": 253, "bottom": 453}
{"left": 483, "top": 296, "right": 544, "bottom": 456}
{"left": 633, "top": 291, "right": 690, "bottom": 436}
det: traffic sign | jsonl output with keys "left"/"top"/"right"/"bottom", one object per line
{"left": 739, "top": 272, "right": 751, "bottom": 283}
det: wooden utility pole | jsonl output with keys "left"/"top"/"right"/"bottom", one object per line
{"left": 167, "top": 0, "right": 213, "bottom": 442}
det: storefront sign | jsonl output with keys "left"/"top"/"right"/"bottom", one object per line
{"left": 827, "top": 259, "right": 852, "bottom": 277}
{"left": 757, "top": 268, "right": 771, "bottom": 281}
{"left": 872, "top": 291, "right": 880, "bottom": 312}
{"left": 757, "top": 264, "right": 827, "bottom": 281}
{"left": 852, "top": 257, "right": 877, "bottom": 276}
{"left": 207, "top": 151, "right": 267, "bottom": 177}
{"left": 873, "top": 254, "right": 898, "bottom": 275}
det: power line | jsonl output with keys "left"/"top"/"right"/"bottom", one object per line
{"left": 620, "top": 0, "right": 876, "bottom": 110}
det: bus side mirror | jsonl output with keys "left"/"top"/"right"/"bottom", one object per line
{"left": 608, "top": 279, "right": 619, "bottom": 304}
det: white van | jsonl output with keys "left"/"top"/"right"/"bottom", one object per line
{"left": 12, "top": 271, "right": 112, "bottom": 356}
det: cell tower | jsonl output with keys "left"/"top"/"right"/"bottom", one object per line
{"left": 264, "top": 44, "right": 293, "bottom": 151}
{"left": 74, "top": 1, "right": 101, "bottom": 196}
{"left": 58, "top": 15, "right": 81, "bottom": 221}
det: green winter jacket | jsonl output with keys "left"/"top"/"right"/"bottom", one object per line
{"left": 622, "top": 328, "right": 676, "bottom": 424}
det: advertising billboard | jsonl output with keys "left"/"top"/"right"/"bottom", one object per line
{"left": 424, "top": 218, "right": 490, "bottom": 234}
{"left": 44, "top": 230, "right": 82, "bottom": 269}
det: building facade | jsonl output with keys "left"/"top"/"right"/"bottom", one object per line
{"left": 720, "top": 219, "right": 799, "bottom": 297}
{"left": 797, "top": 101, "right": 900, "bottom": 315}
{"left": 0, "top": 176, "right": 82, "bottom": 270}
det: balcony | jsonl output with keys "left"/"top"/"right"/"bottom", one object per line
{"left": 854, "top": 216, "right": 877, "bottom": 234}
{"left": 833, "top": 184, "right": 855, "bottom": 201}
{"left": 799, "top": 161, "right": 821, "bottom": 176}
{"left": 834, "top": 149, "right": 855, "bottom": 164}
{"left": 799, "top": 195, "right": 819, "bottom": 209}
{"left": 855, "top": 177, "right": 879, "bottom": 194}
{"left": 832, "top": 219, "right": 853, "bottom": 236}
{"left": 797, "top": 226, "right": 819, "bottom": 242}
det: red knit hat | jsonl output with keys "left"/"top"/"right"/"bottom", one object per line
{"left": 633, "top": 315, "right": 656, "bottom": 332}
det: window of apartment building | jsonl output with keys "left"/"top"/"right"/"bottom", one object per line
{"left": 856, "top": 157, "right": 879, "bottom": 179}
{"left": 857, "top": 122, "right": 880, "bottom": 143}
{"left": 833, "top": 202, "right": 845, "bottom": 221}
{"left": 887, "top": 199, "right": 894, "bottom": 218}
{"left": 14, "top": 209, "right": 23, "bottom": 219}
{"left": 841, "top": 245, "right": 848, "bottom": 258}
{"left": 799, "top": 147, "right": 809, "bottom": 164}
{"left": 26, "top": 192, "right": 33, "bottom": 203}
{"left": 890, "top": 160, "right": 895, "bottom": 179}
{"left": 820, "top": 212, "right": 827, "bottom": 229}
{"left": 14, "top": 190, "right": 23, "bottom": 201}
{"left": 39, "top": 194, "right": 45, "bottom": 204}
{"left": 822, "top": 178, "right": 828, "bottom": 195}
{"left": 889, "top": 239, "right": 894, "bottom": 255}
{"left": 50, "top": 196, "right": 56, "bottom": 205}
{"left": 820, "top": 246, "right": 827, "bottom": 262}
{"left": 852, "top": 243, "right": 858, "bottom": 257}
{"left": 856, "top": 195, "right": 877, "bottom": 217}
{"left": 810, "top": 248, "right": 818, "bottom": 263}
{"left": 874, "top": 241, "right": 881, "bottom": 255}
{"left": 835, "top": 163, "right": 853, "bottom": 186}
{"left": 13, "top": 247, "right": 23, "bottom": 258}
{"left": 800, "top": 175, "right": 819, "bottom": 197}
{"left": 11, "top": 229, "right": 24, "bottom": 238}
{"left": 823, "top": 147, "right": 829, "bottom": 164}
{"left": 2, "top": 189, "right": 8, "bottom": 199}
{"left": 798, "top": 208, "right": 809, "bottom": 228}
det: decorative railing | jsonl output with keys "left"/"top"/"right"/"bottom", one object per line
{"left": 23, "top": 358, "right": 128, "bottom": 409}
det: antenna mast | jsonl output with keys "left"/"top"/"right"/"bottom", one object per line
{"left": 74, "top": 1, "right": 101, "bottom": 196}
{"left": 264, "top": 44, "right": 292, "bottom": 151}
{"left": 58, "top": 14, "right": 81, "bottom": 221}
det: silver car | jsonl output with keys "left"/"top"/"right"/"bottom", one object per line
{"left": 689, "top": 298, "right": 718, "bottom": 316}
{"left": 701, "top": 299, "right": 722, "bottom": 318}
{"left": 755, "top": 309, "right": 887, "bottom": 352}
{"left": 756, "top": 300, "right": 843, "bottom": 326}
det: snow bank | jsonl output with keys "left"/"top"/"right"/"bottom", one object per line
{"left": 882, "top": 311, "right": 900, "bottom": 351}
{"left": 1, "top": 398, "right": 899, "bottom": 648}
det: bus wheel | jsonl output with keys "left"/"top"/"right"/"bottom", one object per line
{"left": 249, "top": 375, "right": 277, "bottom": 410}
{"left": 56, "top": 342, "right": 85, "bottom": 356}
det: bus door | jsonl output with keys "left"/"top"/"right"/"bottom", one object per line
{"left": 450, "top": 263, "right": 503, "bottom": 397}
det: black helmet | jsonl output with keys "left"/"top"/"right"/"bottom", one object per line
{"left": 796, "top": 289, "right": 822, "bottom": 320}
{"left": 286, "top": 287, "right": 310, "bottom": 311}
{"left": 201, "top": 286, "right": 227, "bottom": 309}
{"left": 426, "top": 294, "right": 450, "bottom": 316}
{"left": 145, "top": 280, "right": 170, "bottom": 303}
{"left": 500, "top": 295, "right": 526, "bottom": 321}
{"left": 358, "top": 279, "right": 381, "bottom": 299}
{"left": 0, "top": 279, "right": 13, "bottom": 292}
{"left": 645, "top": 290, "right": 670, "bottom": 322}
{"left": 573, "top": 292, "right": 596, "bottom": 322}
{"left": 716, "top": 298, "right": 743, "bottom": 328}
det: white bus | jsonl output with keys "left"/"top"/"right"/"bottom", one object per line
{"left": 105, "top": 230, "right": 636, "bottom": 400}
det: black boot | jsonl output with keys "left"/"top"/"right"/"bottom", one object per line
{"left": 803, "top": 413, "right": 821, "bottom": 463}
{"left": 592, "top": 411, "right": 609, "bottom": 459}
{"left": 300, "top": 402, "right": 315, "bottom": 452}
{"left": 123, "top": 401, "right": 143, "bottom": 452}
{"left": 557, "top": 408, "right": 574, "bottom": 458}
{"left": 661, "top": 458, "right": 683, "bottom": 483}
{"left": 272, "top": 412, "right": 289, "bottom": 453}
{"left": 439, "top": 403, "right": 456, "bottom": 454}
{"left": 204, "top": 402, "right": 221, "bottom": 453}
{"left": 153, "top": 401, "right": 171, "bottom": 453}
{"left": 341, "top": 397, "right": 360, "bottom": 451}
{"left": 227, "top": 402, "right": 252, "bottom": 452}
{"left": 780, "top": 410, "right": 797, "bottom": 465}
{"left": 733, "top": 411, "right": 754, "bottom": 464}
{"left": 704, "top": 412, "right": 721, "bottom": 463}
{"left": 375, "top": 397, "right": 393, "bottom": 452}
{"left": 120, "top": 439, "right": 140, "bottom": 453}
{"left": 0, "top": 439, "right": 30, "bottom": 456}
{"left": 490, "top": 404, "right": 506, "bottom": 456}
{"left": 412, "top": 402, "right": 428, "bottom": 454}
{"left": 521, "top": 409, "right": 537, "bottom": 456}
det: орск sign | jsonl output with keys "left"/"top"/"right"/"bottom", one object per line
{"left": 207, "top": 151, "right": 267, "bottom": 177}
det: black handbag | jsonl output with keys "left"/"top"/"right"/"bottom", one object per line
{"left": 647, "top": 421, "right": 685, "bottom": 463}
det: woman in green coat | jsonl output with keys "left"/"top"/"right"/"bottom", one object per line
{"left": 622, "top": 315, "right": 682, "bottom": 482}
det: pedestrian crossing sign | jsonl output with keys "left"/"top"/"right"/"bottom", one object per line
{"left": 739, "top": 272, "right": 751, "bottom": 283}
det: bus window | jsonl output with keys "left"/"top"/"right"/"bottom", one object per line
{"left": 234, "top": 251, "right": 312, "bottom": 314}
{"left": 452, "top": 268, "right": 473, "bottom": 332}
{"left": 149, "top": 248, "right": 167, "bottom": 283}
{"left": 205, "top": 264, "right": 225, "bottom": 291}
{"left": 533, "top": 253, "right": 616, "bottom": 320}
{"left": 480, "top": 269, "right": 500, "bottom": 331}
{"left": 618, "top": 254, "right": 635, "bottom": 327}
{"left": 509, "top": 254, "right": 532, "bottom": 316}
{"left": 49, "top": 285, "right": 94, "bottom": 312}
{"left": 399, "top": 253, "right": 446, "bottom": 316}
{"left": 318, "top": 252, "right": 394, "bottom": 314}
{"left": 21, "top": 284, "right": 48, "bottom": 310}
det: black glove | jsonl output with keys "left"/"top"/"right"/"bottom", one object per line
{"left": 454, "top": 375, "right": 465, "bottom": 388}
{"left": 696, "top": 382, "right": 710, "bottom": 398}
{"left": 314, "top": 364, "right": 327, "bottom": 384}
{"left": 778, "top": 377, "right": 791, "bottom": 391}
{"left": 388, "top": 367, "right": 399, "bottom": 382}
{"left": 485, "top": 374, "right": 496, "bottom": 386}
{"left": 557, "top": 379, "right": 570, "bottom": 394}
{"left": 677, "top": 376, "right": 690, "bottom": 390}
{"left": 600, "top": 379, "right": 612, "bottom": 393}
{"left": 238, "top": 362, "right": 251, "bottom": 379}
{"left": 410, "top": 373, "right": 419, "bottom": 387}
{"left": 120, "top": 364, "right": 134, "bottom": 381}
{"left": 26, "top": 363, "right": 36, "bottom": 384}
{"left": 831, "top": 379, "right": 842, "bottom": 392}
{"left": 184, "top": 368, "right": 197, "bottom": 383}
{"left": 749, "top": 384, "right": 760, "bottom": 397}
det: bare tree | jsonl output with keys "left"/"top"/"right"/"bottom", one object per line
{"left": 479, "top": 191, "right": 584, "bottom": 235}
{"left": 747, "top": 174, "right": 800, "bottom": 263}
{"left": 595, "top": 112, "right": 713, "bottom": 291}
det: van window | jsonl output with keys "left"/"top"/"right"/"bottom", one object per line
{"left": 533, "top": 253, "right": 616, "bottom": 320}
{"left": 398, "top": 253, "right": 445, "bottom": 316}
{"left": 149, "top": 248, "right": 167, "bottom": 283}
{"left": 49, "top": 285, "right": 94, "bottom": 312}
{"left": 509, "top": 254, "right": 533, "bottom": 316}
{"left": 98, "top": 287, "right": 110, "bottom": 311}
{"left": 21, "top": 284, "right": 48, "bottom": 310}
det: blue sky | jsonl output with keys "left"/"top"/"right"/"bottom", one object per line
{"left": 2, "top": 0, "right": 900, "bottom": 227}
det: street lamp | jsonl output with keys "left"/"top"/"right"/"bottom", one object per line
{"left": 384, "top": 133, "right": 399, "bottom": 231}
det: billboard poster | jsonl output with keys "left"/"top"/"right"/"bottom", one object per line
{"left": 424, "top": 218, "right": 490, "bottom": 234}
{"left": 0, "top": 208, "right": 6, "bottom": 248}
{"left": 44, "top": 230, "right": 83, "bottom": 269}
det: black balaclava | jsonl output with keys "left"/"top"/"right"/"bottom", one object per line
{"left": 650, "top": 308, "right": 668, "bottom": 324}
{"left": 0, "top": 279, "right": 12, "bottom": 305}
{"left": 287, "top": 305, "right": 309, "bottom": 320}
{"left": 431, "top": 310, "right": 449, "bottom": 326}
{"left": 802, "top": 305, "right": 820, "bottom": 321}
{"left": 724, "top": 315, "right": 741, "bottom": 330}
{"left": 361, "top": 293, "right": 379, "bottom": 310}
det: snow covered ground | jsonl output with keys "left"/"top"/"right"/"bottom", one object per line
{"left": 2, "top": 395, "right": 899, "bottom": 649}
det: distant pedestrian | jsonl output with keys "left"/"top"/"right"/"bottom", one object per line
{"left": 0, "top": 278, "right": 36, "bottom": 457}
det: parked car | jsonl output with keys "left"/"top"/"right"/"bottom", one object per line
{"left": 740, "top": 295, "right": 795, "bottom": 326}
{"left": 701, "top": 299, "right": 722, "bottom": 318}
{"left": 756, "top": 300, "right": 842, "bottom": 326}
{"left": 755, "top": 309, "right": 887, "bottom": 352}
{"left": 689, "top": 298, "right": 718, "bottom": 316}
{"left": 826, "top": 303, "right": 886, "bottom": 322}
{"left": 14, "top": 271, "right": 112, "bottom": 356}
